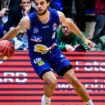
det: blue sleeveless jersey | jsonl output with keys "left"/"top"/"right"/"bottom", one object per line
{"left": 27, "top": 8, "right": 60, "bottom": 56}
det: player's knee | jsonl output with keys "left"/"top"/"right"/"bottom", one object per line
{"left": 63, "top": 69, "right": 78, "bottom": 83}
{"left": 47, "top": 77, "right": 57, "bottom": 89}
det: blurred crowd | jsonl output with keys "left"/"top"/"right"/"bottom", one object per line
{"left": 0, "top": 0, "right": 105, "bottom": 51}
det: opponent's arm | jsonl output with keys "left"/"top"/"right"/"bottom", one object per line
{"left": 1, "top": 16, "right": 30, "bottom": 40}
{"left": 57, "top": 11, "right": 94, "bottom": 48}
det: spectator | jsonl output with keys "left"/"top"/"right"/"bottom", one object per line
{"left": 0, "top": 0, "right": 9, "bottom": 18}
{"left": 56, "top": 24, "right": 93, "bottom": 51}
{"left": 62, "top": 0, "right": 86, "bottom": 32}
{"left": 0, "top": 0, "right": 20, "bottom": 36}
{"left": 92, "top": 0, "right": 105, "bottom": 46}
{"left": 0, "top": 8, "right": 8, "bottom": 38}
{"left": 0, "top": 8, "right": 9, "bottom": 38}
{"left": 0, "top": 0, "right": 20, "bottom": 24}
{"left": 4, "top": 0, "right": 34, "bottom": 31}
{"left": 4, "top": 0, "right": 35, "bottom": 50}
{"left": 0, "top": 0, "right": 9, "bottom": 9}
{"left": 50, "top": 0, "right": 63, "bottom": 11}
{"left": 0, "top": 0, "right": 21, "bottom": 40}
{"left": 0, "top": 0, "right": 20, "bottom": 14}
{"left": 0, "top": 8, "right": 9, "bottom": 17}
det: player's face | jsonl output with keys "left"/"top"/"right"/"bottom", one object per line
{"left": 62, "top": 25, "right": 72, "bottom": 36}
{"left": 33, "top": 0, "right": 50, "bottom": 15}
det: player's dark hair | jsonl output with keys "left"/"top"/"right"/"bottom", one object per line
{"left": 46, "top": 0, "right": 51, "bottom": 2}
{"left": 32, "top": 0, "right": 51, "bottom": 3}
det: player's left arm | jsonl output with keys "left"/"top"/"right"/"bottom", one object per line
{"left": 57, "top": 11, "right": 94, "bottom": 48}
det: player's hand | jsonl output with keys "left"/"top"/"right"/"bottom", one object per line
{"left": 0, "top": 8, "right": 9, "bottom": 17}
{"left": 24, "top": 6, "right": 31, "bottom": 15}
{"left": 84, "top": 39, "right": 94, "bottom": 49}
{"left": 65, "top": 44, "right": 74, "bottom": 51}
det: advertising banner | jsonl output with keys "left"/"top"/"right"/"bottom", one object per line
{"left": 0, "top": 51, "right": 105, "bottom": 105}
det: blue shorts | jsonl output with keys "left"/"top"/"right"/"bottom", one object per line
{"left": 29, "top": 46, "right": 72, "bottom": 79}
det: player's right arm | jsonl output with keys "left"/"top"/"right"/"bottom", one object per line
{"left": 1, "top": 16, "right": 30, "bottom": 40}
{"left": 57, "top": 11, "right": 94, "bottom": 49}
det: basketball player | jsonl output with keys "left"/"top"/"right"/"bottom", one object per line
{"left": 1, "top": 0, "right": 94, "bottom": 105}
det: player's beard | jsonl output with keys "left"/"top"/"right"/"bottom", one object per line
{"left": 36, "top": 9, "right": 47, "bottom": 16}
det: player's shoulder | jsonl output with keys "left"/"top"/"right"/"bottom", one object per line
{"left": 57, "top": 10, "right": 63, "bottom": 14}
{"left": 56, "top": 10, "right": 65, "bottom": 23}
{"left": 57, "top": 10, "right": 65, "bottom": 17}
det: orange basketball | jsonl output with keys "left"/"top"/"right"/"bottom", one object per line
{"left": 0, "top": 40, "right": 14, "bottom": 60}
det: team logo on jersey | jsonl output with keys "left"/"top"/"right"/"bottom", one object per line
{"left": 33, "top": 58, "right": 45, "bottom": 66}
{"left": 42, "top": 25, "right": 49, "bottom": 29}
{"left": 53, "top": 23, "right": 58, "bottom": 31}
{"left": 31, "top": 36, "right": 42, "bottom": 42}
{"left": 33, "top": 27, "right": 39, "bottom": 34}
{"left": 34, "top": 44, "right": 49, "bottom": 54}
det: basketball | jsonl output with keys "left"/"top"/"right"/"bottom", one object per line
{"left": 0, "top": 40, "right": 14, "bottom": 60}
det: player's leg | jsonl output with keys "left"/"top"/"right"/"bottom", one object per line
{"left": 42, "top": 71, "right": 57, "bottom": 97}
{"left": 63, "top": 69, "right": 94, "bottom": 105}
{"left": 30, "top": 55, "right": 57, "bottom": 105}
{"left": 50, "top": 46, "right": 94, "bottom": 105}
{"left": 41, "top": 71, "right": 57, "bottom": 105}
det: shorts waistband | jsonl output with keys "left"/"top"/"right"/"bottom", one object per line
{"left": 35, "top": 43, "right": 57, "bottom": 54}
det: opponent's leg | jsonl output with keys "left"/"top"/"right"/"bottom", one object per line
{"left": 63, "top": 69, "right": 94, "bottom": 105}
{"left": 41, "top": 71, "right": 57, "bottom": 105}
